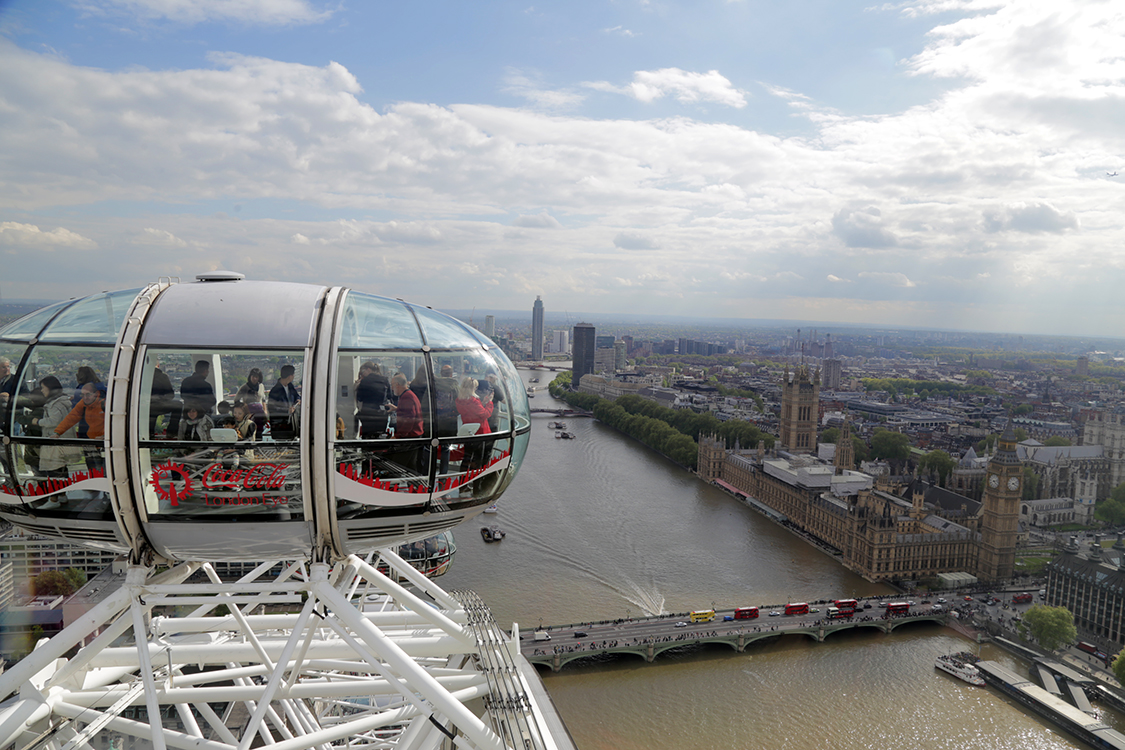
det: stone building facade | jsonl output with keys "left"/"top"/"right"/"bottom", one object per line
{"left": 977, "top": 425, "right": 1024, "bottom": 582}
{"left": 698, "top": 414, "right": 1022, "bottom": 584}
{"left": 1017, "top": 441, "right": 1108, "bottom": 523}
{"left": 1021, "top": 498, "right": 1076, "bottom": 527}
{"left": 1082, "top": 407, "right": 1125, "bottom": 489}
{"left": 949, "top": 446, "right": 986, "bottom": 502}
{"left": 779, "top": 365, "right": 818, "bottom": 454}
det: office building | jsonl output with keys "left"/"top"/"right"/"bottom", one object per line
{"left": 572, "top": 323, "right": 596, "bottom": 386}
{"left": 1046, "top": 535, "right": 1125, "bottom": 645}
{"left": 594, "top": 347, "right": 617, "bottom": 375}
{"left": 483, "top": 314, "right": 495, "bottom": 339}
{"left": 531, "top": 297, "right": 544, "bottom": 361}
{"left": 823, "top": 358, "right": 843, "bottom": 390}
{"left": 0, "top": 531, "right": 121, "bottom": 595}
{"left": 552, "top": 330, "right": 569, "bottom": 354}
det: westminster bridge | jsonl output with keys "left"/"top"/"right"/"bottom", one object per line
{"left": 521, "top": 603, "right": 951, "bottom": 672}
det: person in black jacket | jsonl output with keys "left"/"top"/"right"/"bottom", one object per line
{"left": 267, "top": 364, "right": 301, "bottom": 440}
{"left": 180, "top": 360, "right": 217, "bottom": 415}
{"left": 355, "top": 362, "right": 390, "bottom": 439}
{"left": 148, "top": 362, "right": 179, "bottom": 437}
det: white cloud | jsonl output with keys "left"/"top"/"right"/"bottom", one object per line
{"left": 858, "top": 271, "right": 917, "bottom": 287}
{"left": 0, "top": 221, "right": 97, "bottom": 249}
{"left": 139, "top": 227, "right": 188, "bottom": 247}
{"left": 613, "top": 232, "right": 657, "bottom": 250}
{"left": 512, "top": 212, "right": 562, "bottom": 229}
{"left": 585, "top": 68, "right": 747, "bottom": 108}
{"left": 982, "top": 202, "right": 1078, "bottom": 234}
{"left": 831, "top": 207, "right": 899, "bottom": 248}
{"left": 503, "top": 69, "right": 585, "bottom": 110}
{"left": 4, "top": 1, "right": 1125, "bottom": 334}
{"left": 603, "top": 26, "right": 636, "bottom": 37}
{"left": 84, "top": 0, "right": 334, "bottom": 25}
{"left": 373, "top": 221, "right": 443, "bottom": 244}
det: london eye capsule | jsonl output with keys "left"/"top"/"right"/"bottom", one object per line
{"left": 0, "top": 274, "right": 530, "bottom": 563}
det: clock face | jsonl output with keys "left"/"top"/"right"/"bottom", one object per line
{"left": 1008, "top": 476, "right": 1020, "bottom": 491}
{"left": 988, "top": 473, "right": 1000, "bottom": 488}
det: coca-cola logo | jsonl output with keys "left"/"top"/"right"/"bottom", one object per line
{"left": 202, "top": 463, "right": 288, "bottom": 492}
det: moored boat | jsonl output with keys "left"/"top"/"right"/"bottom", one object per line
{"left": 483, "top": 504, "right": 499, "bottom": 514}
{"left": 481, "top": 525, "right": 505, "bottom": 543}
{"left": 935, "top": 652, "right": 984, "bottom": 686}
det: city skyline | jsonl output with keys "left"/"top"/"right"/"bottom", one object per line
{"left": 1, "top": 2, "right": 1123, "bottom": 337}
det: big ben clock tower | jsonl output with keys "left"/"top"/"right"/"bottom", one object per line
{"left": 978, "top": 422, "right": 1023, "bottom": 581}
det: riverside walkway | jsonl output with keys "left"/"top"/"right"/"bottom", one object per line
{"left": 522, "top": 601, "right": 948, "bottom": 671}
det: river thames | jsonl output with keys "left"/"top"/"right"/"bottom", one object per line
{"left": 439, "top": 373, "right": 1098, "bottom": 749}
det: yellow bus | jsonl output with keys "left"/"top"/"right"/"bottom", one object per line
{"left": 690, "top": 609, "right": 715, "bottom": 623}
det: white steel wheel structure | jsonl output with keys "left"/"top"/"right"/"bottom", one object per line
{"left": 0, "top": 275, "right": 560, "bottom": 750}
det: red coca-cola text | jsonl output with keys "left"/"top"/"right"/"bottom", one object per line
{"left": 202, "top": 463, "right": 288, "bottom": 492}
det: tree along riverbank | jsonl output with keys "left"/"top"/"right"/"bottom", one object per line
{"left": 548, "top": 373, "right": 774, "bottom": 470}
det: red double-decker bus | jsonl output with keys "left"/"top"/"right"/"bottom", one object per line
{"left": 734, "top": 606, "right": 759, "bottom": 620}
{"left": 784, "top": 602, "right": 809, "bottom": 616}
{"left": 886, "top": 602, "right": 910, "bottom": 614}
{"left": 834, "top": 598, "right": 859, "bottom": 612}
{"left": 1012, "top": 593, "right": 1033, "bottom": 604}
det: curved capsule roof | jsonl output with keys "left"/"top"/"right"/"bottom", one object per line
{"left": 0, "top": 276, "right": 530, "bottom": 563}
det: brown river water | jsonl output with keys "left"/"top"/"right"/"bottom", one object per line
{"left": 439, "top": 374, "right": 1107, "bottom": 749}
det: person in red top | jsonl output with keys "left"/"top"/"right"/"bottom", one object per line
{"left": 454, "top": 377, "right": 493, "bottom": 435}
{"left": 54, "top": 383, "right": 106, "bottom": 439}
{"left": 389, "top": 373, "right": 423, "bottom": 438}
{"left": 455, "top": 377, "right": 493, "bottom": 481}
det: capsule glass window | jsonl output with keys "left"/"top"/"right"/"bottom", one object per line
{"left": 137, "top": 349, "right": 308, "bottom": 523}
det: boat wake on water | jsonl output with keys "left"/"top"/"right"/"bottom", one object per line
{"left": 621, "top": 581, "right": 666, "bottom": 617}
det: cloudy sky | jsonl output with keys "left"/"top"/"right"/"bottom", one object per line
{"left": 1, "top": 1, "right": 1122, "bottom": 337}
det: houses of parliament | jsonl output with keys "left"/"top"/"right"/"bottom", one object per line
{"left": 699, "top": 365, "right": 1021, "bottom": 584}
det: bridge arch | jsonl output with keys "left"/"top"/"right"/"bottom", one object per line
{"left": 885, "top": 615, "right": 944, "bottom": 633}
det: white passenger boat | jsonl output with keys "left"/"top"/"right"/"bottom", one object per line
{"left": 935, "top": 653, "right": 985, "bottom": 686}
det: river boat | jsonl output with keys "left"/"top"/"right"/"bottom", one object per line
{"left": 547, "top": 421, "right": 568, "bottom": 429}
{"left": 935, "top": 652, "right": 984, "bottom": 686}
{"left": 483, "top": 504, "right": 499, "bottom": 514}
{"left": 529, "top": 377, "right": 539, "bottom": 383}
{"left": 481, "top": 525, "right": 505, "bottom": 543}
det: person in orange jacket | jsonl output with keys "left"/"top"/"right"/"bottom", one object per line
{"left": 54, "top": 383, "right": 106, "bottom": 439}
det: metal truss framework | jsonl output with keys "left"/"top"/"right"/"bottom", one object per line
{"left": 0, "top": 550, "right": 557, "bottom": 750}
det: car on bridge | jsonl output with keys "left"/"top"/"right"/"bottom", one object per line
{"left": 675, "top": 622, "right": 688, "bottom": 628}
{"left": 574, "top": 631, "right": 588, "bottom": 638}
